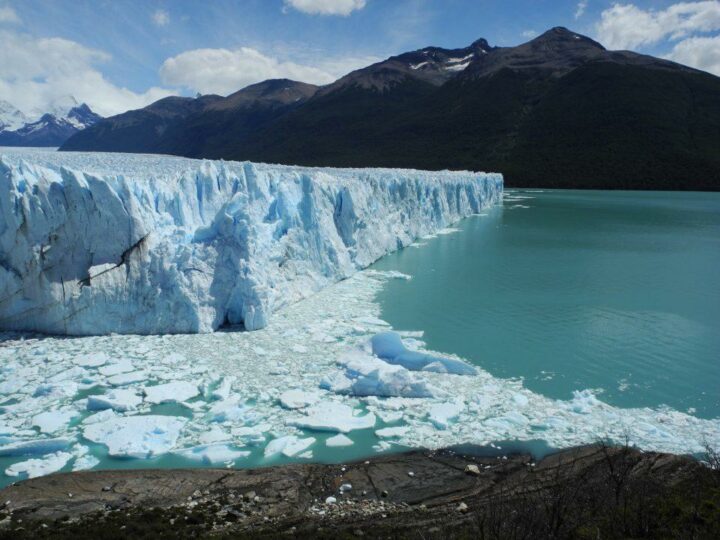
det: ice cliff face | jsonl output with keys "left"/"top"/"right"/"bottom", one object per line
{"left": 0, "top": 152, "right": 502, "bottom": 335}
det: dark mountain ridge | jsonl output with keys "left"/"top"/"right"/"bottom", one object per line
{"left": 61, "top": 27, "right": 720, "bottom": 190}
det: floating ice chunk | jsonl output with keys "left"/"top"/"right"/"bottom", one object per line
{"left": 107, "top": 370, "right": 148, "bottom": 386}
{"left": 87, "top": 389, "right": 142, "bottom": 412}
{"left": 83, "top": 415, "right": 187, "bottom": 458}
{"left": 283, "top": 436, "right": 316, "bottom": 457}
{"left": 198, "top": 425, "right": 232, "bottom": 445}
{"left": 73, "top": 352, "right": 109, "bottom": 368}
{"left": 326, "top": 434, "right": 354, "bottom": 447}
{"left": 99, "top": 359, "right": 134, "bottom": 376}
{"left": 371, "top": 332, "right": 476, "bottom": 376}
{"left": 512, "top": 393, "right": 529, "bottom": 408}
{"left": 33, "top": 381, "right": 79, "bottom": 399}
{"left": 354, "top": 316, "right": 390, "bottom": 327}
{"left": 32, "top": 409, "right": 78, "bottom": 434}
{"left": 320, "top": 371, "right": 353, "bottom": 394}
{"left": 0, "top": 438, "right": 72, "bottom": 456}
{"left": 231, "top": 425, "right": 268, "bottom": 446}
{"left": 49, "top": 366, "right": 88, "bottom": 383}
{"left": 211, "top": 376, "right": 236, "bottom": 401}
{"left": 428, "top": 400, "right": 465, "bottom": 430}
{"left": 264, "top": 435, "right": 315, "bottom": 458}
{"left": 82, "top": 409, "right": 116, "bottom": 425}
{"left": 567, "top": 389, "right": 602, "bottom": 414}
{"left": 484, "top": 412, "right": 529, "bottom": 432}
{"left": 208, "top": 398, "right": 252, "bottom": 423}
{"left": 279, "top": 389, "right": 321, "bottom": 409}
{"left": 376, "top": 426, "right": 410, "bottom": 438}
{"left": 376, "top": 410, "right": 404, "bottom": 423}
{"left": 178, "top": 444, "right": 250, "bottom": 464}
{"left": 331, "top": 349, "right": 434, "bottom": 398}
{"left": 5, "top": 451, "right": 72, "bottom": 478}
{"left": 72, "top": 453, "right": 100, "bottom": 471}
{"left": 289, "top": 402, "right": 376, "bottom": 433}
{"left": 144, "top": 381, "right": 199, "bottom": 404}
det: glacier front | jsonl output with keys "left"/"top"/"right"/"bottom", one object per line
{"left": 0, "top": 150, "right": 502, "bottom": 335}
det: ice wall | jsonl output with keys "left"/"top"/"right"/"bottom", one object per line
{"left": 0, "top": 154, "right": 502, "bottom": 335}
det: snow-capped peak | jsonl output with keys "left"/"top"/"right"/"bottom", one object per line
{"left": 28, "top": 95, "right": 80, "bottom": 123}
{"left": 0, "top": 100, "right": 29, "bottom": 132}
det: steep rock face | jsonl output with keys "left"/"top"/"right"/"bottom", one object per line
{"left": 0, "top": 152, "right": 502, "bottom": 335}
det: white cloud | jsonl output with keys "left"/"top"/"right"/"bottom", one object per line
{"left": 0, "top": 30, "right": 173, "bottom": 117}
{"left": 0, "top": 5, "right": 20, "bottom": 24}
{"left": 596, "top": 2, "right": 720, "bottom": 50}
{"left": 666, "top": 34, "right": 720, "bottom": 75}
{"left": 159, "top": 46, "right": 376, "bottom": 95}
{"left": 522, "top": 30, "right": 538, "bottom": 39}
{"left": 152, "top": 9, "right": 170, "bottom": 26}
{"left": 575, "top": 1, "right": 588, "bottom": 19}
{"left": 283, "top": 0, "right": 366, "bottom": 16}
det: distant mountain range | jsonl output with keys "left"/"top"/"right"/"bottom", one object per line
{"left": 61, "top": 28, "right": 720, "bottom": 190}
{"left": 0, "top": 97, "right": 102, "bottom": 147}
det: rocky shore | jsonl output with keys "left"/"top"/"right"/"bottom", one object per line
{"left": 0, "top": 444, "right": 718, "bottom": 539}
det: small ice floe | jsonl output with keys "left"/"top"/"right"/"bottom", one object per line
{"left": 197, "top": 425, "right": 232, "bottom": 445}
{"left": 375, "top": 426, "right": 410, "bottom": 438}
{"left": 436, "top": 227, "right": 461, "bottom": 235}
{"left": 208, "top": 397, "right": 253, "bottom": 423}
{"left": 288, "top": 402, "right": 376, "bottom": 433}
{"left": 83, "top": 414, "right": 188, "bottom": 458}
{"left": 99, "top": 358, "right": 134, "bottom": 376}
{"left": 143, "top": 381, "right": 199, "bottom": 404}
{"left": 0, "top": 437, "right": 72, "bottom": 456}
{"left": 371, "top": 332, "right": 476, "bottom": 376}
{"left": 31, "top": 409, "right": 78, "bottom": 434}
{"left": 107, "top": 370, "right": 148, "bottom": 386}
{"left": 178, "top": 444, "right": 250, "bottom": 464}
{"left": 5, "top": 451, "right": 72, "bottom": 478}
{"left": 428, "top": 400, "right": 465, "bottom": 430}
{"left": 323, "top": 349, "right": 434, "bottom": 398}
{"left": 231, "top": 425, "right": 269, "bottom": 446}
{"left": 210, "top": 376, "right": 236, "bottom": 401}
{"left": 72, "top": 446, "right": 100, "bottom": 472}
{"left": 326, "top": 434, "right": 354, "bottom": 447}
{"left": 279, "top": 389, "right": 321, "bottom": 410}
{"left": 264, "top": 435, "right": 316, "bottom": 458}
{"left": 73, "top": 352, "right": 109, "bottom": 368}
{"left": 87, "top": 389, "right": 142, "bottom": 412}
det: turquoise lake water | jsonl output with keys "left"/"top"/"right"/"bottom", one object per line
{"left": 372, "top": 190, "right": 720, "bottom": 419}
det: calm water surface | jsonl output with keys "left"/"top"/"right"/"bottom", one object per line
{"left": 372, "top": 190, "right": 720, "bottom": 419}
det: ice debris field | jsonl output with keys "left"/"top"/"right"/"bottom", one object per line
{"left": 0, "top": 149, "right": 718, "bottom": 485}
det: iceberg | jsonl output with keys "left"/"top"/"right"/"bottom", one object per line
{"left": 143, "top": 381, "right": 199, "bottom": 404}
{"left": 0, "top": 151, "right": 502, "bottom": 335}
{"left": 288, "top": 402, "right": 376, "bottom": 433}
{"left": 5, "top": 451, "right": 72, "bottom": 479}
{"left": 82, "top": 414, "right": 187, "bottom": 458}
{"left": 86, "top": 389, "right": 142, "bottom": 412}
{"left": 371, "top": 332, "right": 477, "bottom": 375}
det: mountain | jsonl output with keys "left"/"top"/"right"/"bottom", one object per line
{"left": 0, "top": 101, "right": 28, "bottom": 132}
{"left": 60, "top": 28, "right": 720, "bottom": 190}
{"left": 0, "top": 98, "right": 102, "bottom": 147}
{"left": 61, "top": 80, "right": 317, "bottom": 156}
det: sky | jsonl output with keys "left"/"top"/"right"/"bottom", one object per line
{"left": 0, "top": 0, "right": 719, "bottom": 117}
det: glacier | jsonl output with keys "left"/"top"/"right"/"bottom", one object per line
{"left": 0, "top": 150, "right": 502, "bottom": 335}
